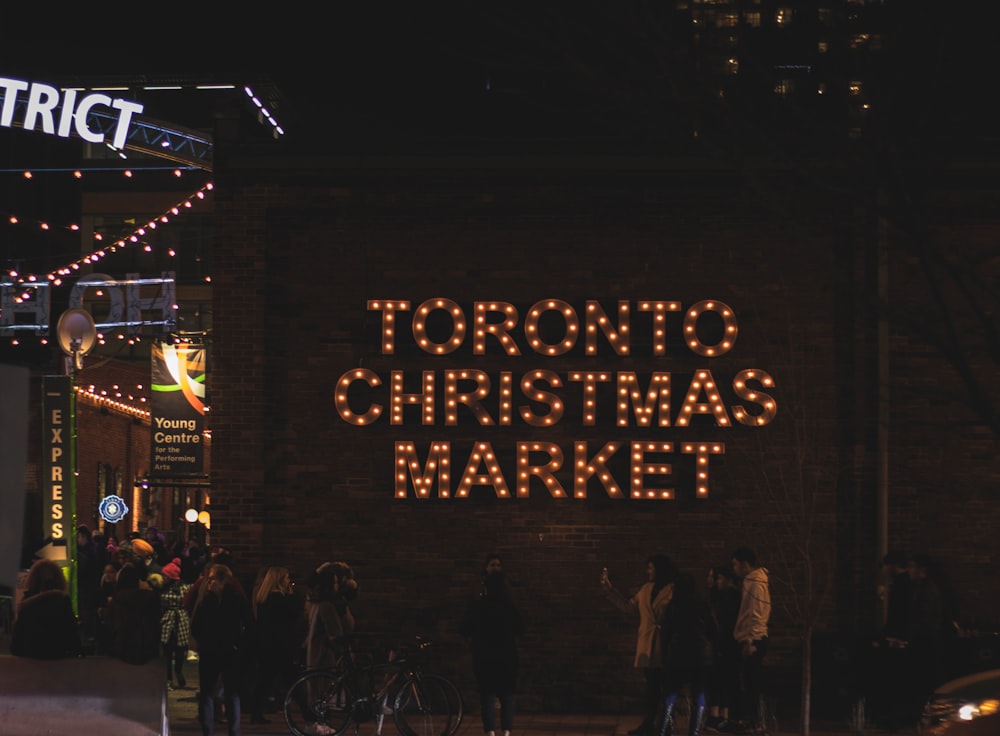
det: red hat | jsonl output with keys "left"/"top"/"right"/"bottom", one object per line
{"left": 162, "top": 558, "right": 182, "bottom": 581}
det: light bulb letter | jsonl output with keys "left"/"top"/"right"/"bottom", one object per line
{"left": 367, "top": 300, "right": 411, "bottom": 354}
{"left": 334, "top": 369, "right": 383, "bottom": 425}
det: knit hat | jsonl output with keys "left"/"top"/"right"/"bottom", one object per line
{"left": 130, "top": 538, "right": 155, "bottom": 558}
{"left": 162, "top": 558, "right": 182, "bottom": 581}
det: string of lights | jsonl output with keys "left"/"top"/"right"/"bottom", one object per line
{"left": 3, "top": 166, "right": 200, "bottom": 234}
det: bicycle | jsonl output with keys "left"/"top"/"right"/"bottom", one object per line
{"left": 283, "top": 636, "right": 463, "bottom": 736}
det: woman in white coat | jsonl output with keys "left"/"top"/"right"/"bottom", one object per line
{"left": 602, "top": 553, "right": 677, "bottom": 736}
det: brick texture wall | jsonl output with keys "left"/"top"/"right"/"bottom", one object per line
{"left": 47, "top": 154, "right": 994, "bottom": 716}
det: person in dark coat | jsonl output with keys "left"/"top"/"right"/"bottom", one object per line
{"left": 659, "top": 571, "right": 716, "bottom": 736}
{"left": 10, "top": 558, "right": 82, "bottom": 659}
{"left": 76, "top": 524, "right": 101, "bottom": 652}
{"left": 706, "top": 565, "right": 741, "bottom": 731}
{"left": 249, "top": 565, "right": 304, "bottom": 724}
{"left": 107, "top": 561, "right": 161, "bottom": 665}
{"left": 460, "top": 553, "right": 525, "bottom": 736}
{"left": 190, "top": 562, "right": 252, "bottom": 736}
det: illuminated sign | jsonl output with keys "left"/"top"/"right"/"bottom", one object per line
{"left": 150, "top": 342, "right": 207, "bottom": 476}
{"left": 99, "top": 495, "right": 129, "bottom": 524}
{"left": 336, "top": 298, "right": 778, "bottom": 500}
{"left": 0, "top": 272, "right": 176, "bottom": 337}
{"left": 0, "top": 76, "right": 143, "bottom": 150}
{"left": 42, "top": 376, "right": 74, "bottom": 538}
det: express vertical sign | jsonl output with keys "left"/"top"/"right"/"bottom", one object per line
{"left": 42, "top": 375, "right": 74, "bottom": 540}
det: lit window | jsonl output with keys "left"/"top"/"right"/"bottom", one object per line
{"left": 774, "top": 79, "right": 794, "bottom": 97}
{"left": 744, "top": 11, "right": 761, "bottom": 27}
{"left": 849, "top": 81, "right": 862, "bottom": 96}
{"left": 850, "top": 33, "right": 869, "bottom": 49}
{"left": 818, "top": 41, "right": 829, "bottom": 53}
{"left": 776, "top": 7, "right": 792, "bottom": 25}
{"left": 727, "top": 57, "right": 740, "bottom": 74}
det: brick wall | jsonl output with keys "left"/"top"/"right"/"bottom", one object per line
{"left": 47, "top": 155, "right": 993, "bottom": 715}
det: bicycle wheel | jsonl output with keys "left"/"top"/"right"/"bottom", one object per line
{"left": 393, "top": 672, "right": 463, "bottom": 736}
{"left": 283, "top": 668, "right": 355, "bottom": 736}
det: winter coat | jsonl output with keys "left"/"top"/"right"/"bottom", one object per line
{"left": 605, "top": 581, "right": 673, "bottom": 668}
{"left": 305, "top": 596, "right": 355, "bottom": 671}
{"left": 10, "top": 590, "right": 82, "bottom": 659}
{"left": 190, "top": 586, "right": 252, "bottom": 664}
{"left": 460, "top": 578, "right": 524, "bottom": 692}
{"left": 733, "top": 566, "right": 770, "bottom": 644}
{"left": 160, "top": 580, "right": 191, "bottom": 648}
{"left": 108, "top": 586, "right": 161, "bottom": 664}
{"left": 661, "top": 595, "right": 716, "bottom": 672}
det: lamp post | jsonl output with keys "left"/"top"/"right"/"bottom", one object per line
{"left": 52, "top": 308, "right": 97, "bottom": 616}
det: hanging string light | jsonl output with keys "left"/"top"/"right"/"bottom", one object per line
{"left": 2, "top": 180, "right": 214, "bottom": 347}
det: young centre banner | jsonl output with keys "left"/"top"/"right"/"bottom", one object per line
{"left": 150, "top": 342, "right": 207, "bottom": 476}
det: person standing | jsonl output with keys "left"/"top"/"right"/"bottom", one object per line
{"left": 305, "top": 561, "right": 358, "bottom": 672}
{"left": 902, "top": 553, "right": 945, "bottom": 726}
{"left": 160, "top": 557, "right": 192, "bottom": 689}
{"left": 107, "top": 562, "right": 162, "bottom": 665}
{"left": 659, "top": 571, "right": 716, "bottom": 736}
{"left": 706, "top": 565, "right": 741, "bottom": 732}
{"left": 76, "top": 524, "right": 101, "bottom": 653}
{"left": 602, "top": 553, "right": 677, "bottom": 736}
{"left": 190, "top": 563, "right": 252, "bottom": 736}
{"left": 460, "top": 553, "right": 525, "bottom": 736}
{"left": 10, "top": 558, "right": 82, "bottom": 659}
{"left": 730, "top": 547, "right": 770, "bottom": 733}
{"left": 249, "top": 565, "right": 304, "bottom": 724}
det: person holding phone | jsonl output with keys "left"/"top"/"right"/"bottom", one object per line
{"left": 601, "top": 554, "right": 677, "bottom": 736}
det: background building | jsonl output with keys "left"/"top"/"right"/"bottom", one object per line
{"left": 1, "top": 3, "right": 998, "bottom": 723}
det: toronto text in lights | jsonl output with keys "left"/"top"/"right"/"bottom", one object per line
{"left": 336, "top": 299, "right": 778, "bottom": 501}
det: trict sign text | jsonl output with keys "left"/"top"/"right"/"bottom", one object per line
{"left": 0, "top": 76, "right": 143, "bottom": 150}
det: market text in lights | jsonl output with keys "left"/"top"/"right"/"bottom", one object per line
{"left": 336, "top": 298, "right": 777, "bottom": 500}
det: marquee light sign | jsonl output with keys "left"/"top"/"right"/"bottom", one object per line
{"left": 0, "top": 76, "right": 143, "bottom": 150}
{"left": 336, "top": 298, "right": 778, "bottom": 500}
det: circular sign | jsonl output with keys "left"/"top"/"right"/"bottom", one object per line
{"left": 99, "top": 495, "right": 129, "bottom": 523}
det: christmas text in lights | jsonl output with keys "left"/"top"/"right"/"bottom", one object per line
{"left": 336, "top": 298, "right": 777, "bottom": 500}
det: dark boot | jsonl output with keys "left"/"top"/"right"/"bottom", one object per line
{"left": 688, "top": 704, "right": 706, "bottom": 736}
{"left": 658, "top": 702, "right": 675, "bottom": 736}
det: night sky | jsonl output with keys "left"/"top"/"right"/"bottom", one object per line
{"left": 0, "top": 4, "right": 992, "bottom": 283}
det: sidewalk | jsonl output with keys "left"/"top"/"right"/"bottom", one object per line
{"left": 166, "top": 667, "right": 916, "bottom": 735}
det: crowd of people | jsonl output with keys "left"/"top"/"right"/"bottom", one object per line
{"left": 10, "top": 528, "right": 960, "bottom": 736}
{"left": 602, "top": 547, "right": 771, "bottom": 736}
{"left": 9, "top": 524, "right": 361, "bottom": 736}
